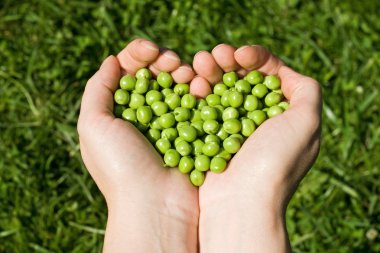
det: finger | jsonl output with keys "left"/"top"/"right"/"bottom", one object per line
{"left": 234, "top": 45, "right": 284, "bottom": 75}
{"left": 79, "top": 55, "right": 120, "bottom": 118}
{"left": 279, "top": 66, "right": 322, "bottom": 130}
{"left": 171, "top": 63, "right": 195, "bottom": 84}
{"left": 190, "top": 76, "right": 212, "bottom": 98}
{"left": 211, "top": 44, "right": 241, "bottom": 72}
{"left": 193, "top": 51, "right": 223, "bottom": 85}
{"left": 117, "top": 38, "right": 160, "bottom": 75}
{"left": 151, "top": 48, "right": 181, "bottom": 72}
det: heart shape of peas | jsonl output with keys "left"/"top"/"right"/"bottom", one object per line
{"left": 113, "top": 68, "right": 288, "bottom": 186}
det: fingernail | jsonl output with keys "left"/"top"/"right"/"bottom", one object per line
{"left": 141, "top": 40, "right": 159, "bottom": 51}
{"left": 194, "top": 50, "right": 208, "bottom": 59}
{"left": 235, "top": 45, "right": 250, "bottom": 53}
{"left": 211, "top": 44, "right": 226, "bottom": 54}
{"left": 163, "top": 51, "right": 180, "bottom": 62}
{"left": 179, "top": 65, "right": 193, "bottom": 72}
{"left": 100, "top": 55, "right": 113, "bottom": 68}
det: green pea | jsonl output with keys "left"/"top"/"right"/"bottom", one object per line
{"left": 191, "top": 121, "right": 205, "bottom": 136}
{"left": 157, "top": 72, "right": 173, "bottom": 88}
{"left": 228, "top": 91, "right": 244, "bottom": 108}
{"left": 190, "top": 109, "right": 202, "bottom": 122}
{"left": 222, "top": 107, "right": 239, "bottom": 121}
{"left": 114, "top": 89, "right": 130, "bottom": 105}
{"left": 246, "top": 70, "right": 264, "bottom": 85}
{"left": 223, "top": 72, "right": 238, "bottom": 87}
{"left": 177, "top": 121, "right": 190, "bottom": 129}
{"left": 197, "top": 99, "right": 208, "bottom": 110}
{"left": 120, "top": 74, "right": 136, "bottom": 90}
{"left": 213, "top": 105, "right": 224, "bottom": 121}
{"left": 161, "top": 128, "right": 178, "bottom": 142}
{"left": 134, "top": 78, "right": 150, "bottom": 94}
{"left": 178, "top": 156, "right": 194, "bottom": 174}
{"left": 173, "top": 83, "right": 190, "bottom": 95}
{"left": 273, "top": 89, "right": 283, "bottom": 96}
{"left": 223, "top": 118, "right": 242, "bottom": 134}
{"left": 247, "top": 110, "right": 267, "bottom": 126}
{"left": 147, "top": 128, "right": 161, "bottom": 144}
{"left": 201, "top": 106, "right": 218, "bottom": 120}
{"left": 150, "top": 116, "right": 163, "bottom": 130}
{"left": 174, "top": 107, "right": 191, "bottom": 122}
{"left": 192, "top": 139, "right": 205, "bottom": 155}
{"left": 204, "top": 134, "right": 220, "bottom": 144}
{"left": 244, "top": 95, "right": 259, "bottom": 112}
{"left": 263, "top": 75, "right": 281, "bottom": 90}
{"left": 189, "top": 169, "right": 205, "bottom": 186}
{"left": 145, "top": 90, "right": 163, "bottom": 105}
{"left": 203, "top": 119, "right": 220, "bottom": 134}
{"left": 267, "top": 105, "right": 284, "bottom": 118}
{"left": 252, "top": 83, "right": 268, "bottom": 98}
{"left": 264, "top": 92, "right": 283, "bottom": 107}
{"left": 178, "top": 125, "right": 197, "bottom": 142}
{"left": 195, "top": 155, "right": 210, "bottom": 171}
{"left": 238, "top": 107, "right": 247, "bottom": 117}
{"left": 223, "top": 137, "right": 241, "bottom": 154}
{"left": 122, "top": 108, "right": 137, "bottom": 123}
{"left": 135, "top": 122, "right": 149, "bottom": 133}
{"left": 278, "top": 101, "right": 289, "bottom": 110}
{"left": 114, "top": 104, "right": 126, "bottom": 118}
{"left": 176, "top": 140, "right": 192, "bottom": 156}
{"left": 241, "top": 118, "right": 256, "bottom": 137}
{"left": 164, "top": 149, "right": 180, "bottom": 167}
{"left": 159, "top": 113, "right": 176, "bottom": 128}
{"left": 235, "top": 80, "right": 251, "bottom": 94}
{"left": 151, "top": 101, "right": 168, "bottom": 116}
{"left": 210, "top": 157, "right": 227, "bottom": 173}
{"left": 215, "top": 148, "right": 232, "bottom": 161}
{"left": 165, "top": 93, "right": 181, "bottom": 110}
{"left": 221, "top": 90, "right": 231, "bottom": 107}
{"left": 135, "top": 68, "right": 152, "bottom": 79}
{"left": 149, "top": 80, "right": 160, "bottom": 91}
{"left": 202, "top": 142, "right": 220, "bottom": 157}
{"left": 129, "top": 93, "right": 145, "bottom": 109}
{"left": 229, "top": 133, "right": 245, "bottom": 144}
{"left": 216, "top": 128, "right": 229, "bottom": 140}
{"left": 162, "top": 88, "right": 174, "bottom": 97}
{"left": 213, "top": 83, "right": 228, "bottom": 96}
{"left": 155, "top": 138, "right": 171, "bottom": 154}
{"left": 136, "top": 106, "right": 152, "bottom": 124}
{"left": 181, "top": 94, "right": 197, "bottom": 109}
{"left": 206, "top": 94, "right": 221, "bottom": 106}
{"left": 174, "top": 137, "right": 185, "bottom": 148}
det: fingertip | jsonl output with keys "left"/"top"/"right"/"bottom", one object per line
{"left": 171, "top": 63, "right": 195, "bottom": 84}
{"left": 151, "top": 49, "right": 181, "bottom": 72}
{"left": 212, "top": 44, "right": 240, "bottom": 72}
{"left": 193, "top": 51, "right": 223, "bottom": 84}
{"left": 190, "top": 76, "right": 212, "bottom": 98}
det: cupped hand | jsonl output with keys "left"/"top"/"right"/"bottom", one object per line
{"left": 191, "top": 44, "right": 322, "bottom": 209}
{"left": 77, "top": 39, "right": 198, "bottom": 219}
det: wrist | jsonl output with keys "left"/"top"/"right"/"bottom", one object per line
{"left": 103, "top": 187, "right": 198, "bottom": 253}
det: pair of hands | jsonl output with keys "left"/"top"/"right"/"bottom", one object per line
{"left": 77, "top": 39, "right": 321, "bottom": 252}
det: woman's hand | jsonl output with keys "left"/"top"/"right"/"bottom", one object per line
{"left": 77, "top": 39, "right": 199, "bottom": 253}
{"left": 191, "top": 44, "right": 322, "bottom": 253}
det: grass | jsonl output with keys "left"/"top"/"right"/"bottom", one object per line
{"left": 0, "top": 0, "right": 379, "bottom": 252}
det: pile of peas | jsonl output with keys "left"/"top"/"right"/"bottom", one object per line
{"left": 113, "top": 68, "right": 288, "bottom": 186}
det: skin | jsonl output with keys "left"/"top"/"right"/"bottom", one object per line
{"left": 78, "top": 39, "right": 322, "bottom": 253}
{"left": 194, "top": 44, "right": 322, "bottom": 253}
{"left": 77, "top": 39, "right": 198, "bottom": 253}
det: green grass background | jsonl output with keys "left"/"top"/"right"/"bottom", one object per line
{"left": 1, "top": 0, "right": 379, "bottom": 252}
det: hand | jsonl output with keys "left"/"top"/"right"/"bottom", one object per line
{"left": 192, "top": 44, "right": 322, "bottom": 252}
{"left": 77, "top": 39, "right": 199, "bottom": 252}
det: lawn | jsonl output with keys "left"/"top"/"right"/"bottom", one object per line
{"left": 0, "top": 0, "right": 379, "bottom": 252}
